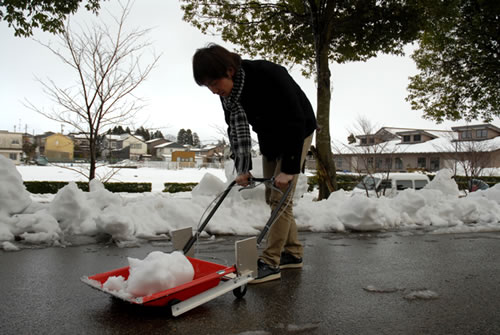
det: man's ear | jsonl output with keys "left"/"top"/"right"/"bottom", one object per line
{"left": 227, "top": 68, "right": 235, "bottom": 78}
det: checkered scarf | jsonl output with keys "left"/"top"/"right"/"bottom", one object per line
{"left": 222, "top": 67, "right": 252, "bottom": 174}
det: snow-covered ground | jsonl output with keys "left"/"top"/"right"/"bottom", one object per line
{"left": 1, "top": 155, "right": 500, "bottom": 251}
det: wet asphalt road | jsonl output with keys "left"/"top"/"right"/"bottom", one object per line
{"left": 1, "top": 231, "right": 500, "bottom": 335}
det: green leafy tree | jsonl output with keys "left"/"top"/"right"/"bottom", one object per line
{"left": 0, "top": 0, "right": 105, "bottom": 37}
{"left": 181, "top": 0, "right": 423, "bottom": 199}
{"left": 407, "top": 0, "right": 500, "bottom": 123}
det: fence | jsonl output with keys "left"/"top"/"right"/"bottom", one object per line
{"left": 140, "top": 160, "right": 225, "bottom": 170}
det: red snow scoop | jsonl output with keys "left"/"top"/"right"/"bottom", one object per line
{"left": 81, "top": 178, "right": 291, "bottom": 317}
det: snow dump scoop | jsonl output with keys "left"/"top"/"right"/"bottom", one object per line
{"left": 82, "top": 178, "right": 290, "bottom": 316}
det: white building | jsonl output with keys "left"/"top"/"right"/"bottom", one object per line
{"left": 0, "top": 130, "right": 23, "bottom": 165}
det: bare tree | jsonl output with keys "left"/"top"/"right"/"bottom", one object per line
{"left": 333, "top": 116, "right": 402, "bottom": 197}
{"left": 26, "top": 1, "right": 160, "bottom": 181}
{"left": 435, "top": 132, "right": 494, "bottom": 191}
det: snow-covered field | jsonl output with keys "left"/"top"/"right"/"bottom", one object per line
{"left": 1, "top": 155, "right": 500, "bottom": 251}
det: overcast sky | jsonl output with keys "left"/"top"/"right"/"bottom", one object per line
{"left": 1, "top": 1, "right": 497, "bottom": 144}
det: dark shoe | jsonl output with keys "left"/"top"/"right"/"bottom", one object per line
{"left": 249, "top": 259, "right": 281, "bottom": 284}
{"left": 280, "top": 252, "right": 303, "bottom": 269}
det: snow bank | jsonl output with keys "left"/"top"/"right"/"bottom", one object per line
{"left": 1, "top": 155, "right": 499, "bottom": 249}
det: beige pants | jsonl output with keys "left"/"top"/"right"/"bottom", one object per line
{"left": 260, "top": 134, "right": 313, "bottom": 267}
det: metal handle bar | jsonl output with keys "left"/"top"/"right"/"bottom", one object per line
{"left": 182, "top": 177, "right": 293, "bottom": 254}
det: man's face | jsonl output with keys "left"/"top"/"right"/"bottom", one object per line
{"left": 205, "top": 69, "right": 235, "bottom": 97}
{"left": 206, "top": 77, "right": 233, "bottom": 97}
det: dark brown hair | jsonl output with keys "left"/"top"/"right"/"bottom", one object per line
{"left": 192, "top": 43, "right": 242, "bottom": 86}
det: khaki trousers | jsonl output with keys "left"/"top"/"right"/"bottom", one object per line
{"left": 260, "top": 134, "right": 313, "bottom": 267}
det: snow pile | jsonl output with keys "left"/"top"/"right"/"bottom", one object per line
{"left": 1, "top": 155, "right": 500, "bottom": 250}
{"left": 102, "top": 251, "right": 194, "bottom": 297}
{"left": 0, "top": 155, "right": 32, "bottom": 215}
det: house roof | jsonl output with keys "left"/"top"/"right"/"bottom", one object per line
{"left": 335, "top": 136, "right": 500, "bottom": 155}
{"left": 395, "top": 130, "right": 438, "bottom": 139}
{"left": 451, "top": 123, "right": 500, "bottom": 133}
{"left": 105, "top": 134, "right": 129, "bottom": 141}
{"left": 154, "top": 141, "right": 185, "bottom": 149}
{"left": 105, "top": 133, "right": 145, "bottom": 143}
{"left": 145, "top": 138, "right": 167, "bottom": 144}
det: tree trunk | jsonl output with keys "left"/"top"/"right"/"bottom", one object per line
{"left": 89, "top": 130, "right": 96, "bottom": 181}
{"left": 315, "top": 44, "right": 337, "bottom": 200}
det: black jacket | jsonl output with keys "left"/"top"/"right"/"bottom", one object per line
{"left": 222, "top": 60, "right": 317, "bottom": 174}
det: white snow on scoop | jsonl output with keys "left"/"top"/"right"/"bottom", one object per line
{"left": 102, "top": 250, "right": 194, "bottom": 297}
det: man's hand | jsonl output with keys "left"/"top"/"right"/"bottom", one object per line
{"left": 275, "top": 172, "right": 294, "bottom": 190}
{"left": 235, "top": 172, "right": 252, "bottom": 187}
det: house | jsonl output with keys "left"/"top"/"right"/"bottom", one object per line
{"left": 102, "top": 133, "right": 147, "bottom": 161}
{"left": 154, "top": 141, "right": 187, "bottom": 160}
{"left": 0, "top": 130, "right": 23, "bottom": 165}
{"left": 45, "top": 133, "right": 74, "bottom": 162}
{"left": 123, "top": 134, "right": 147, "bottom": 160}
{"left": 191, "top": 143, "right": 225, "bottom": 164}
{"left": 146, "top": 138, "right": 169, "bottom": 157}
{"left": 34, "top": 131, "right": 55, "bottom": 157}
{"left": 333, "top": 124, "right": 500, "bottom": 174}
{"left": 172, "top": 151, "right": 196, "bottom": 162}
{"left": 69, "top": 132, "right": 91, "bottom": 159}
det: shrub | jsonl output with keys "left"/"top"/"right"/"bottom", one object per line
{"left": 24, "top": 181, "right": 151, "bottom": 193}
{"left": 163, "top": 182, "right": 198, "bottom": 193}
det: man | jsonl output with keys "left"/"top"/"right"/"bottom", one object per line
{"left": 192, "top": 44, "right": 317, "bottom": 283}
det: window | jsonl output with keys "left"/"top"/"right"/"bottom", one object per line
{"left": 131, "top": 143, "right": 142, "bottom": 149}
{"left": 396, "top": 180, "right": 413, "bottom": 190}
{"left": 9, "top": 153, "right": 17, "bottom": 160}
{"left": 395, "top": 157, "right": 403, "bottom": 170}
{"left": 385, "top": 158, "right": 392, "bottom": 170}
{"left": 415, "top": 180, "right": 428, "bottom": 190}
{"left": 367, "top": 157, "right": 374, "bottom": 168}
{"left": 375, "top": 158, "right": 382, "bottom": 169}
{"left": 403, "top": 135, "right": 411, "bottom": 142}
{"left": 335, "top": 157, "right": 342, "bottom": 169}
{"left": 11, "top": 139, "right": 20, "bottom": 145}
{"left": 377, "top": 179, "right": 392, "bottom": 194}
{"left": 417, "top": 157, "right": 426, "bottom": 169}
{"left": 355, "top": 176, "right": 380, "bottom": 191}
{"left": 476, "top": 129, "right": 487, "bottom": 138}
{"left": 430, "top": 157, "right": 440, "bottom": 171}
{"left": 462, "top": 130, "right": 472, "bottom": 139}
{"left": 369, "top": 137, "right": 375, "bottom": 144}
{"left": 111, "top": 142, "right": 117, "bottom": 148}
{"left": 413, "top": 134, "right": 421, "bottom": 142}
{"left": 361, "top": 138, "right": 367, "bottom": 145}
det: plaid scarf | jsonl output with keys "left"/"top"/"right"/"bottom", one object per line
{"left": 222, "top": 67, "right": 252, "bottom": 174}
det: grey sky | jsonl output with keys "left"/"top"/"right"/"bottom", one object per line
{"left": 1, "top": 0, "right": 496, "bottom": 144}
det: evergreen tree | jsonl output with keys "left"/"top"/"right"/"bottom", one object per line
{"left": 177, "top": 128, "right": 187, "bottom": 144}
{"left": 153, "top": 130, "right": 164, "bottom": 139}
{"left": 193, "top": 132, "right": 201, "bottom": 148}
{"left": 185, "top": 129, "right": 193, "bottom": 146}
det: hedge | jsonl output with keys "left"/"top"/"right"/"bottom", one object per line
{"left": 22, "top": 175, "right": 500, "bottom": 194}
{"left": 163, "top": 182, "right": 198, "bottom": 193}
{"left": 307, "top": 174, "right": 500, "bottom": 192}
{"left": 307, "top": 174, "right": 362, "bottom": 192}
{"left": 24, "top": 181, "right": 152, "bottom": 194}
